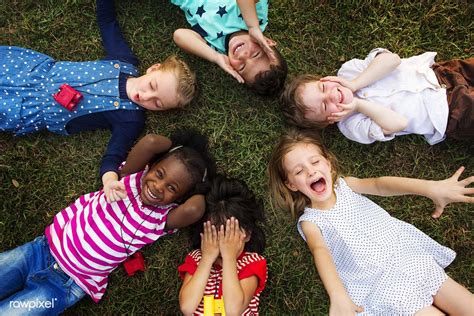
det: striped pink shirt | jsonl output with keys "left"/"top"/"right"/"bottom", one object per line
{"left": 45, "top": 171, "right": 177, "bottom": 302}
{"left": 178, "top": 250, "right": 267, "bottom": 315}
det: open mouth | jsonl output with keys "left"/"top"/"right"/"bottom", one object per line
{"left": 310, "top": 177, "right": 327, "bottom": 194}
{"left": 135, "top": 93, "right": 140, "bottom": 102}
{"left": 146, "top": 185, "right": 161, "bottom": 202}
{"left": 232, "top": 42, "right": 245, "bottom": 55}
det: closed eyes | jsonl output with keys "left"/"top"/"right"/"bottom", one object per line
{"left": 321, "top": 83, "right": 327, "bottom": 111}
{"left": 239, "top": 51, "right": 261, "bottom": 73}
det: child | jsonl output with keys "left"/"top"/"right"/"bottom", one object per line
{"left": 0, "top": 0, "right": 197, "bottom": 197}
{"left": 178, "top": 176, "right": 267, "bottom": 315}
{"left": 268, "top": 128, "right": 474, "bottom": 315}
{"left": 171, "top": 0, "right": 288, "bottom": 96}
{"left": 0, "top": 130, "right": 216, "bottom": 314}
{"left": 281, "top": 48, "right": 473, "bottom": 143}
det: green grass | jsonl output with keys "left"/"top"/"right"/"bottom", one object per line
{"left": 1, "top": 0, "right": 473, "bottom": 314}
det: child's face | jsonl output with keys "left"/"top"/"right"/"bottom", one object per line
{"left": 227, "top": 32, "right": 276, "bottom": 83}
{"left": 283, "top": 142, "right": 336, "bottom": 209}
{"left": 128, "top": 66, "right": 180, "bottom": 111}
{"left": 299, "top": 80, "right": 354, "bottom": 123}
{"left": 140, "top": 156, "right": 192, "bottom": 206}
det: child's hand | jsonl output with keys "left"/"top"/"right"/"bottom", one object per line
{"left": 429, "top": 166, "right": 474, "bottom": 219}
{"left": 214, "top": 53, "right": 245, "bottom": 83}
{"left": 329, "top": 300, "right": 364, "bottom": 316}
{"left": 201, "top": 221, "right": 220, "bottom": 263}
{"left": 330, "top": 297, "right": 364, "bottom": 316}
{"left": 321, "top": 76, "right": 358, "bottom": 92}
{"left": 218, "top": 217, "right": 246, "bottom": 260}
{"left": 248, "top": 26, "right": 276, "bottom": 62}
{"left": 327, "top": 98, "right": 360, "bottom": 124}
{"left": 104, "top": 180, "right": 127, "bottom": 203}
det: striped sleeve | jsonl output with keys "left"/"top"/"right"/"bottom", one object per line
{"left": 178, "top": 250, "right": 200, "bottom": 279}
{"left": 238, "top": 253, "right": 267, "bottom": 295}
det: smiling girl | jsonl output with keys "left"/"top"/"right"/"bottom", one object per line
{"left": 268, "top": 128, "right": 474, "bottom": 315}
{"left": 0, "top": 130, "right": 215, "bottom": 315}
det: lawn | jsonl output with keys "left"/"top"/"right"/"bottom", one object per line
{"left": 0, "top": 0, "right": 472, "bottom": 314}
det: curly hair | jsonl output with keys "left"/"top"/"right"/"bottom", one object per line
{"left": 150, "top": 129, "right": 216, "bottom": 198}
{"left": 247, "top": 47, "right": 288, "bottom": 97}
{"left": 189, "top": 175, "right": 266, "bottom": 254}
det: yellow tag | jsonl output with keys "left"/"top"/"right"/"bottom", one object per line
{"left": 203, "top": 295, "right": 226, "bottom": 315}
{"left": 214, "top": 297, "right": 225, "bottom": 315}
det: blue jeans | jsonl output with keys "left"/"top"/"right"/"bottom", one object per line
{"left": 0, "top": 236, "right": 86, "bottom": 315}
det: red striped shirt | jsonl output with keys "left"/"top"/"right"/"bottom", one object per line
{"left": 178, "top": 250, "right": 267, "bottom": 315}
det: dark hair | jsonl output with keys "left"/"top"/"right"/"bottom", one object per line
{"left": 150, "top": 129, "right": 216, "bottom": 198}
{"left": 190, "top": 175, "right": 266, "bottom": 254}
{"left": 248, "top": 47, "right": 288, "bottom": 97}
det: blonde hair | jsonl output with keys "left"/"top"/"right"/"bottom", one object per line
{"left": 268, "top": 128, "right": 340, "bottom": 218}
{"left": 159, "top": 55, "right": 198, "bottom": 108}
{"left": 280, "top": 74, "right": 329, "bottom": 129}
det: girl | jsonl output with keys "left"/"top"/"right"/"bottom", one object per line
{"left": 0, "top": 0, "right": 197, "bottom": 198}
{"left": 179, "top": 176, "right": 267, "bottom": 315}
{"left": 0, "top": 130, "right": 216, "bottom": 315}
{"left": 268, "top": 128, "right": 474, "bottom": 315}
{"left": 281, "top": 48, "right": 473, "bottom": 143}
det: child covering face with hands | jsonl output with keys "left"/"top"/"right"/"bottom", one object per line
{"left": 179, "top": 176, "right": 267, "bottom": 315}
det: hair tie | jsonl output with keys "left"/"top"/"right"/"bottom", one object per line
{"left": 202, "top": 168, "right": 208, "bottom": 182}
{"left": 169, "top": 145, "right": 183, "bottom": 152}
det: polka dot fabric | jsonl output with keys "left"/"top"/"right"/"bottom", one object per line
{"left": 0, "top": 46, "right": 141, "bottom": 135}
{"left": 297, "top": 178, "right": 456, "bottom": 315}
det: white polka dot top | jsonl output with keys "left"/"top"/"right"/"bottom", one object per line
{"left": 297, "top": 178, "right": 456, "bottom": 315}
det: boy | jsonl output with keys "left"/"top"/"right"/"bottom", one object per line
{"left": 0, "top": 0, "right": 197, "bottom": 201}
{"left": 171, "top": 0, "right": 287, "bottom": 96}
{"left": 281, "top": 48, "right": 473, "bottom": 144}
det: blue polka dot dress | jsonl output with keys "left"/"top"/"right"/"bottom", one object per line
{"left": 0, "top": 46, "right": 141, "bottom": 135}
{"left": 297, "top": 178, "right": 456, "bottom": 315}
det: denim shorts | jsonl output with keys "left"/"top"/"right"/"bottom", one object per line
{"left": 0, "top": 236, "right": 86, "bottom": 315}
